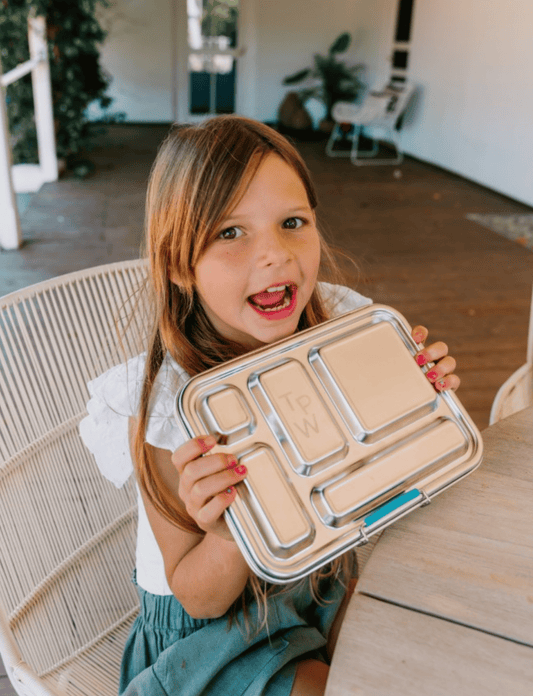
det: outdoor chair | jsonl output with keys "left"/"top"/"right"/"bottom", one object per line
{"left": 489, "top": 284, "right": 533, "bottom": 424}
{"left": 326, "top": 82, "right": 415, "bottom": 165}
{"left": 0, "top": 259, "right": 150, "bottom": 696}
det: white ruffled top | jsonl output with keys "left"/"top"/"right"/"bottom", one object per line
{"left": 79, "top": 282, "right": 372, "bottom": 595}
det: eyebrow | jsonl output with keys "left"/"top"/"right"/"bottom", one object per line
{"left": 284, "top": 206, "right": 312, "bottom": 215}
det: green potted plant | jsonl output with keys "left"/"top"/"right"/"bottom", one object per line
{"left": 282, "top": 32, "right": 365, "bottom": 132}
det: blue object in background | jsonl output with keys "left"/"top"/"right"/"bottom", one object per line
{"left": 16, "top": 193, "right": 33, "bottom": 217}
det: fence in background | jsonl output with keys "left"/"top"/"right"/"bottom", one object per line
{"left": 0, "top": 13, "right": 58, "bottom": 251}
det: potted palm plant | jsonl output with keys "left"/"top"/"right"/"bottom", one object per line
{"left": 282, "top": 32, "right": 365, "bottom": 132}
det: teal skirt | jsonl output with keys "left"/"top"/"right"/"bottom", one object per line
{"left": 119, "top": 561, "right": 355, "bottom": 696}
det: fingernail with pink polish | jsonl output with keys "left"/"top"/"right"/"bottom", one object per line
{"left": 198, "top": 436, "right": 215, "bottom": 453}
{"left": 413, "top": 333, "right": 424, "bottom": 343}
{"left": 436, "top": 380, "right": 446, "bottom": 390}
{"left": 416, "top": 354, "right": 427, "bottom": 366}
{"left": 427, "top": 371, "right": 438, "bottom": 381}
{"left": 226, "top": 455, "right": 238, "bottom": 469}
{"left": 234, "top": 465, "right": 247, "bottom": 476}
{"left": 224, "top": 487, "right": 234, "bottom": 496}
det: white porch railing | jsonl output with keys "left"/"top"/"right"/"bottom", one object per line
{"left": 0, "top": 13, "right": 58, "bottom": 250}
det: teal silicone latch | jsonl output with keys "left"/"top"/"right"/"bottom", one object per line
{"left": 364, "top": 489, "right": 421, "bottom": 528}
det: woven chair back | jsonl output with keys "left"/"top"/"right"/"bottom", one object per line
{"left": 0, "top": 259, "right": 149, "bottom": 695}
{"left": 489, "top": 284, "right": 533, "bottom": 424}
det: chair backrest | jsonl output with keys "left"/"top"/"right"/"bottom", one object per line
{"left": 489, "top": 284, "right": 533, "bottom": 424}
{"left": 0, "top": 260, "right": 149, "bottom": 695}
{"left": 332, "top": 82, "right": 415, "bottom": 127}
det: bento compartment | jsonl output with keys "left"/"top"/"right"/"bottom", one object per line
{"left": 249, "top": 359, "right": 348, "bottom": 476}
{"left": 312, "top": 322, "right": 438, "bottom": 443}
{"left": 198, "top": 386, "right": 255, "bottom": 445}
{"left": 238, "top": 445, "right": 315, "bottom": 558}
{"left": 312, "top": 418, "right": 467, "bottom": 527}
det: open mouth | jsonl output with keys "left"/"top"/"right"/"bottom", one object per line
{"left": 247, "top": 284, "right": 297, "bottom": 315}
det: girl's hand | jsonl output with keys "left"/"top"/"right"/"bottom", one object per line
{"left": 171, "top": 436, "right": 247, "bottom": 542}
{"left": 411, "top": 325, "right": 461, "bottom": 392}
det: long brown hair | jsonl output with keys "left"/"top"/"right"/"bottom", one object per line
{"left": 134, "top": 115, "right": 357, "bottom": 634}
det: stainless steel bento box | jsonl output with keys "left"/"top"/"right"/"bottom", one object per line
{"left": 174, "top": 304, "right": 483, "bottom": 583}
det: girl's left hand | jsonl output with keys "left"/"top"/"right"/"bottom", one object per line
{"left": 411, "top": 325, "right": 461, "bottom": 392}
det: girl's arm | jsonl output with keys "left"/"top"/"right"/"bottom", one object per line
{"left": 129, "top": 418, "right": 250, "bottom": 619}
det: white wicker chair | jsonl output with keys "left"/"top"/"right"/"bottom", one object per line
{"left": 489, "top": 284, "right": 533, "bottom": 424}
{"left": 326, "top": 82, "right": 415, "bottom": 166}
{"left": 0, "top": 259, "right": 150, "bottom": 696}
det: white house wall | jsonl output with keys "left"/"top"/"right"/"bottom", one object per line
{"left": 352, "top": 0, "right": 533, "bottom": 207}
{"left": 400, "top": 0, "right": 533, "bottom": 207}
{"left": 90, "top": 0, "right": 174, "bottom": 122}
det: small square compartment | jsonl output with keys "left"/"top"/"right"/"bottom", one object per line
{"left": 199, "top": 386, "right": 255, "bottom": 444}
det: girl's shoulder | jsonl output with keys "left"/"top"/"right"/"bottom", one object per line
{"left": 317, "top": 281, "right": 373, "bottom": 316}
{"left": 79, "top": 352, "right": 190, "bottom": 487}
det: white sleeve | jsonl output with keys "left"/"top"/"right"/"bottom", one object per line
{"left": 318, "top": 281, "right": 373, "bottom": 316}
{"left": 79, "top": 353, "right": 189, "bottom": 488}
{"left": 144, "top": 354, "right": 189, "bottom": 453}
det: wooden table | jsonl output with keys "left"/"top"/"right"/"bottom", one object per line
{"left": 326, "top": 406, "right": 533, "bottom": 695}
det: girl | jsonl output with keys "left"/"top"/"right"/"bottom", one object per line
{"left": 80, "top": 116, "right": 459, "bottom": 696}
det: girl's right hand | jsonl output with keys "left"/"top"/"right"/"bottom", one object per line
{"left": 171, "top": 435, "right": 247, "bottom": 541}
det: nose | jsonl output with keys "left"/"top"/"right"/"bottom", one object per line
{"left": 257, "top": 227, "right": 295, "bottom": 266}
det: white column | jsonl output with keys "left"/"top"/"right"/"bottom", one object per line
{"left": 0, "top": 61, "right": 22, "bottom": 251}
{"left": 28, "top": 14, "right": 58, "bottom": 183}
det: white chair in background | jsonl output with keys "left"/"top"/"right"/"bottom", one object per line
{"left": 0, "top": 260, "right": 149, "bottom": 696}
{"left": 489, "top": 285, "right": 533, "bottom": 424}
{"left": 326, "top": 82, "right": 415, "bottom": 166}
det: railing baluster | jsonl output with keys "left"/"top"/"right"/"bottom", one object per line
{"left": 28, "top": 14, "right": 58, "bottom": 184}
{"left": 0, "top": 60, "right": 22, "bottom": 250}
{"left": 0, "top": 12, "right": 57, "bottom": 251}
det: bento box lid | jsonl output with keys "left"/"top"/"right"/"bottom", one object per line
{"left": 175, "top": 304, "right": 483, "bottom": 583}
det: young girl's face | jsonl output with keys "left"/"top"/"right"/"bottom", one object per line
{"left": 190, "top": 153, "right": 321, "bottom": 350}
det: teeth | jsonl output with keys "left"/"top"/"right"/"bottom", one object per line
{"left": 266, "top": 285, "right": 288, "bottom": 292}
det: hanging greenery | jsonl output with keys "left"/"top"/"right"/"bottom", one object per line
{"left": 201, "top": 0, "right": 239, "bottom": 47}
{"left": 0, "top": 0, "right": 116, "bottom": 166}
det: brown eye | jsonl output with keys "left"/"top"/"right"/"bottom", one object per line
{"left": 283, "top": 217, "right": 304, "bottom": 230}
{"left": 217, "top": 226, "right": 243, "bottom": 240}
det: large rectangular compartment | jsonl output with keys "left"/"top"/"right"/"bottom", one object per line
{"left": 175, "top": 305, "right": 483, "bottom": 583}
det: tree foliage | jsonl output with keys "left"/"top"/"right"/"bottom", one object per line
{"left": 0, "top": 0, "right": 114, "bottom": 164}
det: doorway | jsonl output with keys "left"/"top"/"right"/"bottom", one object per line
{"left": 174, "top": 0, "right": 255, "bottom": 122}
